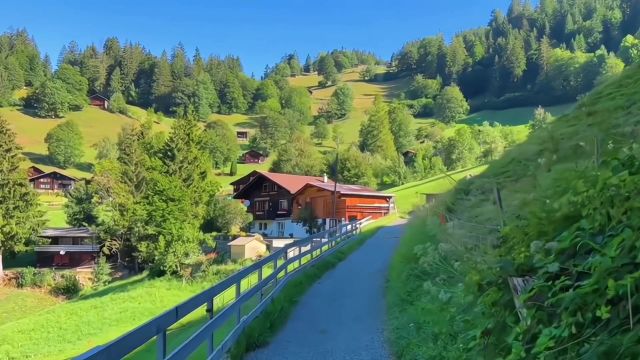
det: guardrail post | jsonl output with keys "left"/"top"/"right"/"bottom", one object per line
{"left": 206, "top": 299, "right": 214, "bottom": 355}
{"left": 157, "top": 330, "right": 167, "bottom": 360}
{"left": 298, "top": 247, "right": 302, "bottom": 268}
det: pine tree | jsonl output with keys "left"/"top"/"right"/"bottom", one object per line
{"left": 152, "top": 52, "right": 173, "bottom": 112}
{"left": 108, "top": 66, "right": 124, "bottom": 96}
{"left": 446, "top": 37, "right": 471, "bottom": 82}
{"left": 160, "top": 116, "right": 209, "bottom": 188}
{"left": 0, "top": 117, "right": 42, "bottom": 278}
{"left": 358, "top": 96, "right": 396, "bottom": 158}
{"left": 388, "top": 103, "right": 415, "bottom": 153}
{"left": 304, "top": 54, "right": 314, "bottom": 73}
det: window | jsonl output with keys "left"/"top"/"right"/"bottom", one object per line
{"left": 262, "top": 183, "right": 269, "bottom": 193}
{"left": 41, "top": 184, "right": 51, "bottom": 189}
{"left": 255, "top": 200, "right": 268, "bottom": 212}
{"left": 278, "top": 200, "right": 288, "bottom": 211}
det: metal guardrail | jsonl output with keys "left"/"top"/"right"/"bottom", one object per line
{"left": 76, "top": 218, "right": 370, "bottom": 360}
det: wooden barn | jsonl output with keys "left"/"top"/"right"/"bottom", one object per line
{"left": 242, "top": 150, "right": 267, "bottom": 164}
{"left": 89, "top": 94, "right": 110, "bottom": 110}
{"left": 35, "top": 227, "right": 100, "bottom": 268}
{"left": 28, "top": 170, "right": 77, "bottom": 193}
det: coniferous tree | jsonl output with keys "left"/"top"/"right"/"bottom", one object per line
{"left": 0, "top": 117, "right": 42, "bottom": 278}
{"left": 304, "top": 54, "right": 314, "bottom": 73}
{"left": 388, "top": 103, "right": 416, "bottom": 153}
{"left": 358, "top": 96, "right": 396, "bottom": 158}
{"left": 152, "top": 51, "right": 173, "bottom": 113}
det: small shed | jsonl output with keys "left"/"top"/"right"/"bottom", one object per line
{"left": 236, "top": 130, "right": 249, "bottom": 142}
{"left": 89, "top": 94, "right": 110, "bottom": 110}
{"left": 242, "top": 150, "right": 266, "bottom": 164}
{"left": 229, "top": 235, "right": 267, "bottom": 260}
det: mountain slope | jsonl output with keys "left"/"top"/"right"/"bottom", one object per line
{"left": 387, "top": 64, "right": 640, "bottom": 359}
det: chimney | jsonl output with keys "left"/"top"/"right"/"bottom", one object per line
{"left": 323, "top": 173, "right": 328, "bottom": 183}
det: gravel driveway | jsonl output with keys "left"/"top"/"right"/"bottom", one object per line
{"left": 246, "top": 220, "right": 406, "bottom": 360}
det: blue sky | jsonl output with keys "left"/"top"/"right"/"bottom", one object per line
{"left": 2, "top": 0, "right": 511, "bottom": 75}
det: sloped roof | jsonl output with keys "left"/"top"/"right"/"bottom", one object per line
{"left": 40, "top": 227, "right": 96, "bottom": 238}
{"left": 243, "top": 149, "right": 266, "bottom": 157}
{"left": 229, "top": 235, "right": 266, "bottom": 246}
{"left": 295, "top": 182, "right": 394, "bottom": 198}
{"left": 232, "top": 171, "right": 324, "bottom": 198}
{"left": 28, "top": 170, "right": 78, "bottom": 181}
{"left": 89, "top": 93, "right": 109, "bottom": 101}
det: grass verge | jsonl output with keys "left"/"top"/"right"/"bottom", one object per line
{"left": 228, "top": 215, "right": 398, "bottom": 359}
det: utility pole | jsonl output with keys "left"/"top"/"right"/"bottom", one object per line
{"left": 332, "top": 141, "right": 340, "bottom": 228}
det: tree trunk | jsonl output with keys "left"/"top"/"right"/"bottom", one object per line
{"left": 0, "top": 251, "right": 4, "bottom": 280}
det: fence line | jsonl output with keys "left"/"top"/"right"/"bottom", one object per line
{"left": 76, "top": 218, "right": 370, "bottom": 360}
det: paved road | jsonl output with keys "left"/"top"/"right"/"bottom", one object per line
{"left": 246, "top": 220, "right": 406, "bottom": 360}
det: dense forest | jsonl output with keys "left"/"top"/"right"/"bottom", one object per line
{"left": 392, "top": 0, "right": 640, "bottom": 110}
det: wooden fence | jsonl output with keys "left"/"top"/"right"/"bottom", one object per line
{"left": 76, "top": 218, "right": 369, "bottom": 360}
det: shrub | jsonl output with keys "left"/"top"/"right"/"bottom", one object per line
{"left": 34, "top": 269, "right": 55, "bottom": 288}
{"left": 51, "top": 272, "right": 82, "bottom": 298}
{"left": 92, "top": 257, "right": 112, "bottom": 289}
{"left": 16, "top": 267, "right": 37, "bottom": 288}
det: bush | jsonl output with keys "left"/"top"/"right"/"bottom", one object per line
{"left": 399, "top": 98, "right": 435, "bottom": 117}
{"left": 16, "top": 267, "right": 37, "bottom": 288}
{"left": 34, "top": 269, "right": 55, "bottom": 288}
{"left": 51, "top": 272, "right": 82, "bottom": 298}
{"left": 92, "top": 257, "right": 112, "bottom": 288}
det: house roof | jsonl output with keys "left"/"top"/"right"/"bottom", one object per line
{"left": 28, "top": 170, "right": 78, "bottom": 181}
{"left": 229, "top": 235, "right": 266, "bottom": 246}
{"left": 233, "top": 171, "right": 324, "bottom": 198}
{"left": 27, "top": 165, "right": 46, "bottom": 174}
{"left": 295, "top": 182, "right": 394, "bottom": 198}
{"left": 89, "top": 93, "right": 109, "bottom": 101}
{"left": 40, "top": 227, "right": 96, "bottom": 238}
{"left": 243, "top": 149, "right": 265, "bottom": 157}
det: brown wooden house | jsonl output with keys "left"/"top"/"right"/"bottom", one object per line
{"left": 29, "top": 170, "right": 77, "bottom": 193}
{"left": 236, "top": 130, "right": 249, "bottom": 142}
{"left": 242, "top": 150, "right": 266, "bottom": 164}
{"left": 89, "top": 94, "right": 110, "bottom": 110}
{"left": 36, "top": 227, "right": 100, "bottom": 268}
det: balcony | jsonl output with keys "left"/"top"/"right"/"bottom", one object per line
{"left": 34, "top": 244, "right": 100, "bottom": 252}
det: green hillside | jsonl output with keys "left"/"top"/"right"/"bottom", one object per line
{"left": 388, "top": 65, "right": 640, "bottom": 358}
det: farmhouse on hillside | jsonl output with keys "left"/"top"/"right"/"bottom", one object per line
{"left": 228, "top": 235, "right": 267, "bottom": 260}
{"left": 35, "top": 227, "right": 100, "bottom": 268}
{"left": 236, "top": 130, "right": 249, "bottom": 142}
{"left": 28, "top": 168, "right": 77, "bottom": 193}
{"left": 231, "top": 170, "right": 394, "bottom": 238}
{"left": 89, "top": 93, "right": 110, "bottom": 110}
{"left": 241, "top": 149, "right": 267, "bottom": 164}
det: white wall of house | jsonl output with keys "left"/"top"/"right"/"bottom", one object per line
{"left": 250, "top": 218, "right": 309, "bottom": 239}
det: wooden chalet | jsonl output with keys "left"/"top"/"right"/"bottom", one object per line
{"left": 293, "top": 182, "right": 394, "bottom": 225}
{"left": 231, "top": 171, "right": 394, "bottom": 238}
{"left": 89, "top": 94, "right": 109, "bottom": 110}
{"left": 242, "top": 150, "right": 267, "bottom": 164}
{"left": 36, "top": 227, "right": 100, "bottom": 268}
{"left": 28, "top": 169, "right": 77, "bottom": 193}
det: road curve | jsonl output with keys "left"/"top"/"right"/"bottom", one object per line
{"left": 246, "top": 220, "right": 406, "bottom": 360}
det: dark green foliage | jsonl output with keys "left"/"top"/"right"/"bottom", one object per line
{"left": 318, "top": 84, "right": 353, "bottom": 122}
{"left": 202, "top": 196, "right": 252, "bottom": 234}
{"left": 312, "top": 118, "right": 330, "bottom": 143}
{"left": 0, "top": 117, "right": 42, "bottom": 277}
{"left": 316, "top": 54, "right": 339, "bottom": 86}
{"left": 26, "top": 79, "right": 71, "bottom": 118}
{"left": 64, "top": 181, "right": 98, "bottom": 227}
{"left": 35, "top": 268, "right": 55, "bottom": 288}
{"left": 435, "top": 85, "right": 470, "bottom": 123}
{"left": 92, "top": 257, "right": 112, "bottom": 288}
{"left": 295, "top": 205, "right": 322, "bottom": 235}
{"left": 333, "top": 146, "right": 378, "bottom": 188}
{"left": 441, "top": 126, "right": 480, "bottom": 169}
{"left": 359, "top": 65, "right": 377, "bottom": 81}
{"left": 229, "top": 161, "right": 237, "bottom": 176}
{"left": 52, "top": 272, "right": 82, "bottom": 298}
{"left": 388, "top": 103, "right": 415, "bottom": 153}
{"left": 44, "top": 119, "right": 84, "bottom": 168}
{"left": 404, "top": 75, "right": 442, "bottom": 100}
{"left": 204, "top": 119, "right": 240, "bottom": 169}
{"left": 54, "top": 64, "right": 88, "bottom": 111}
{"left": 270, "top": 133, "right": 324, "bottom": 176}
{"left": 358, "top": 97, "right": 396, "bottom": 158}
{"left": 280, "top": 87, "right": 313, "bottom": 124}
{"left": 16, "top": 267, "right": 37, "bottom": 288}
{"left": 109, "top": 92, "right": 129, "bottom": 115}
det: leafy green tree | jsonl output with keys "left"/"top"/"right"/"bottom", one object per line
{"left": 45, "top": 119, "right": 84, "bottom": 168}
{"left": 229, "top": 161, "right": 237, "bottom": 176}
{"left": 319, "top": 84, "right": 353, "bottom": 122}
{"left": 280, "top": 86, "right": 313, "bottom": 124}
{"left": 405, "top": 75, "right": 442, "bottom": 100}
{"left": 312, "top": 119, "right": 330, "bottom": 143}
{"left": 93, "top": 137, "right": 118, "bottom": 161}
{"left": 476, "top": 122, "right": 506, "bottom": 160}
{"left": 316, "top": 54, "right": 339, "bottom": 86}
{"left": 358, "top": 96, "right": 396, "bottom": 158}
{"left": 204, "top": 119, "right": 240, "bottom": 169}
{"left": 270, "top": 133, "right": 324, "bottom": 175}
{"left": 442, "top": 126, "right": 480, "bottom": 169}
{"left": 26, "top": 79, "right": 70, "bottom": 118}
{"left": 109, "top": 92, "right": 129, "bottom": 115}
{"left": 253, "top": 79, "right": 280, "bottom": 104}
{"left": 529, "top": 106, "right": 553, "bottom": 131}
{"left": 0, "top": 117, "right": 42, "bottom": 278}
{"left": 434, "top": 85, "right": 470, "bottom": 123}
{"left": 335, "top": 146, "right": 377, "bottom": 188}
{"left": 54, "top": 64, "right": 88, "bottom": 111}
{"left": 618, "top": 35, "right": 640, "bottom": 65}
{"left": 64, "top": 181, "right": 98, "bottom": 227}
{"left": 359, "top": 65, "right": 377, "bottom": 81}
{"left": 219, "top": 75, "right": 248, "bottom": 114}
{"left": 202, "top": 196, "right": 252, "bottom": 234}
{"left": 295, "top": 205, "right": 322, "bottom": 235}
{"left": 388, "top": 103, "right": 416, "bottom": 153}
